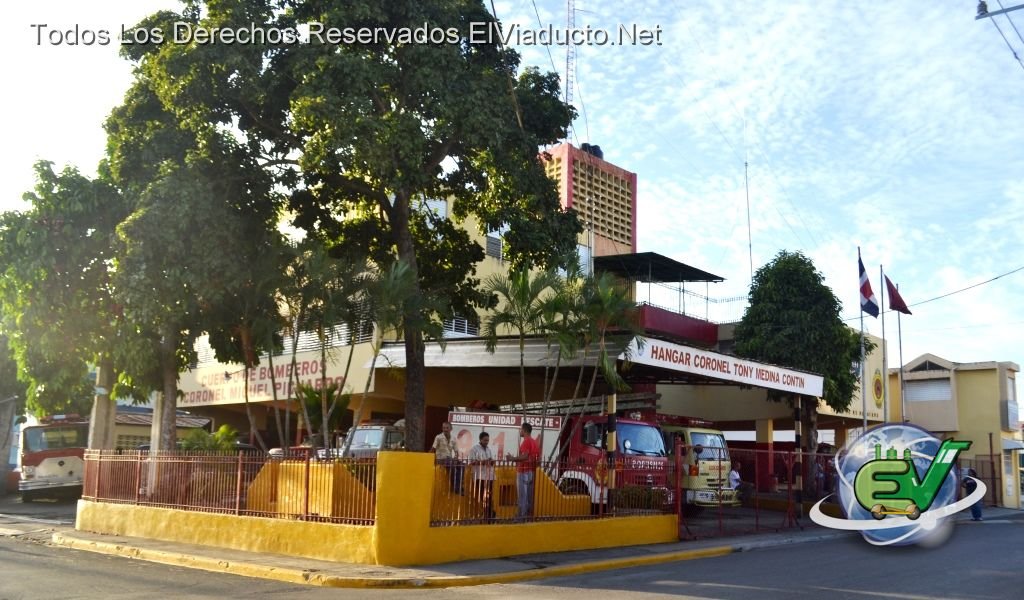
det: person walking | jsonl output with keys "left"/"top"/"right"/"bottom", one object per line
{"left": 506, "top": 422, "right": 541, "bottom": 519}
{"left": 469, "top": 431, "right": 497, "bottom": 520}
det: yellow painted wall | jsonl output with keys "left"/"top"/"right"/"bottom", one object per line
{"left": 373, "top": 452, "right": 677, "bottom": 566}
{"left": 78, "top": 452, "right": 678, "bottom": 566}
{"left": 75, "top": 499, "right": 377, "bottom": 563}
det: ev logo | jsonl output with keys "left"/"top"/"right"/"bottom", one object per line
{"left": 810, "top": 423, "right": 987, "bottom": 546}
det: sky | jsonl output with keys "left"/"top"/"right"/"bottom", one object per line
{"left": 2, "top": 1, "right": 1023, "bottom": 390}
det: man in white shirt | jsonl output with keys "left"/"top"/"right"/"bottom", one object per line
{"left": 469, "top": 432, "right": 496, "bottom": 519}
{"left": 729, "top": 461, "right": 753, "bottom": 505}
{"left": 431, "top": 422, "right": 463, "bottom": 494}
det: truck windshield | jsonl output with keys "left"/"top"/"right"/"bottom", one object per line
{"left": 23, "top": 425, "right": 88, "bottom": 453}
{"left": 618, "top": 423, "right": 666, "bottom": 456}
{"left": 350, "top": 429, "right": 384, "bottom": 447}
{"left": 691, "top": 432, "right": 729, "bottom": 461}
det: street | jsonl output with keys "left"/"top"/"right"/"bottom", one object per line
{"left": 1, "top": 496, "right": 1021, "bottom": 600}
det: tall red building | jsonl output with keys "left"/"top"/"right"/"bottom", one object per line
{"left": 543, "top": 142, "right": 637, "bottom": 256}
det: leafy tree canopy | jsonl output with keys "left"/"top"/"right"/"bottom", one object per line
{"left": 734, "top": 250, "right": 866, "bottom": 412}
{"left": 119, "top": 0, "right": 583, "bottom": 450}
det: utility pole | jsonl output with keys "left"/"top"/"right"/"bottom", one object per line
{"left": 976, "top": 1, "right": 1024, "bottom": 20}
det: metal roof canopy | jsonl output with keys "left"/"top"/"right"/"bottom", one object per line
{"left": 594, "top": 252, "right": 724, "bottom": 283}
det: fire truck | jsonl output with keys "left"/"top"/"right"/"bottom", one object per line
{"left": 17, "top": 414, "right": 89, "bottom": 502}
{"left": 656, "top": 413, "right": 739, "bottom": 507}
{"left": 448, "top": 408, "right": 670, "bottom": 506}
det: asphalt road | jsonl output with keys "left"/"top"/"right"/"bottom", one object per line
{"left": 1, "top": 494, "right": 1021, "bottom": 600}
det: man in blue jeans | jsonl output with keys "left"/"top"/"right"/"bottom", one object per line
{"left": 507, "top": 422, "right": 541, "bottom": 519}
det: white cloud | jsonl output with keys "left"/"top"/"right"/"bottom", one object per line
{"left": 2, "top": 0, "right": 1022, "bottom": 373}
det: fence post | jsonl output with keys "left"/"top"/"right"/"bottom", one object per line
{"left": 754, "top": 447, "right": 760, "bottom": 532}
{"left": 674, "top": 438, "right": 683, "bottom": 536}
{"left": 304, "top": 451, "right": 311, "bottom": 520}
{"left": 235, "top": 451, "right": 244, "bottom": 516}
{"left": 95, "top": 450, "right": 103, "bottom": 501}
{"left": 134, "top": 452, "right": 142, "bottom": 505}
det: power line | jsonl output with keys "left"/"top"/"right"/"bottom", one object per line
{"left": 995, "top": 0, "right": 1024, "bottom": 45}
{"left": 908, "top": 264, "right": 1024, "bottom": 308}
{"left": 842, "top": 263, "right": 1024, "bottom": 322}
{"left": 988, "top": 10, "right": 1024, "bottom": 72}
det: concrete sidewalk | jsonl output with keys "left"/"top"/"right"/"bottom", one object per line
{"left": 50, "top": 507, "right": 1023, "bottom": 589}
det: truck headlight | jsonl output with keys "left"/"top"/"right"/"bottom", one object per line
{"left": 22, "top": 466, "right": 35, "bottom": 479}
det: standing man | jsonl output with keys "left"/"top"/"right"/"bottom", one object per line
{"left": 507, "top": 422, "right": 540, "bottom": 519}
{"left": 431, "top": 422, "right": 462, "bottom": 494}
{"left": 469, "top": 431, "right": 496, "bottom": 519}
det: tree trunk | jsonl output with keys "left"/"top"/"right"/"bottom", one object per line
{"left": 156, "top": 328, "right": 179, "bottom": 451}
{"left": 320, "top": 328, "right": 329, "bottom": 450}
{"left": 242, "top": 365, "right": 267, "bottom": 452}
{"left": 393, "top": 197, "right": 426, "bottom": 452}
{"left": 519, "top": 336, "right": 527, "bottom": 418}
{"left": 802, "top": 398, "right": 820, "bottom": 498}
{"left": 0, "top": 397, "right": 17, "bottom": 495}
{"left": 266, "top": 341, "right": 285, "bottom": 447}
{"left": 87, "top": 358, "right": 118, "bottom": 449}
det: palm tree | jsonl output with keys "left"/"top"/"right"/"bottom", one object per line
{"left": 342, "top": 260, "right": 425, "bottom": 457}
{"left": 546, "top": 271, "right": 644, "bottom": 462}
{"left": 481, "top": 268, "right": 562, "bottom": 414}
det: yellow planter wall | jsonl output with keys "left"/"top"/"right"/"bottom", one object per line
{"left": 77, "top": 452, "right": 678, "bottom": 567}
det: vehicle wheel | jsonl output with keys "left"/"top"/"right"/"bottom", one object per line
{"left": 558, "top": 479, "right": 588, "bottom": 496}
{"left": 870, "top": 504, "right": 885, "bottom": 520}
{"left": 907, "top": 503, "right": 920, "bottom": 520}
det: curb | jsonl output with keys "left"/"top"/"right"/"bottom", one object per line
{"left": 51, "top": 532, "right": 734, "bottom": 589}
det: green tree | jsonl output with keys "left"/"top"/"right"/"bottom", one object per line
{"left": 120, "top": 0, "right": 582, "bottom": 450}
{"left": 0, "top": 333, "right": 25, "bottom": 494}
{"left": 482, "top": 268, "right": 561, "bottom": 414}
{"left": 106, "top": 71, "right": 281, "bottom": 450}
{"left": 548, "top": 272, "right": 643, "bottom": 462}
{"left": 180, "top": 424, "right": 241, "bottom": 452}
{"left": 342, "top": 260, "right": 435, "bottom": 457}
{"left": 0, "top": 163, "right": 135, "bottom": 446}
{"left": 733, "top": 251, "right": 869, "bottom": 480}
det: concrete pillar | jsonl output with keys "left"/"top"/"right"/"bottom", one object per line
{"left": 754, "top": 418, "right": 774, "bottom": 492}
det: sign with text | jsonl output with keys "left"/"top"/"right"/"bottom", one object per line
{"left": 447, "top": 411, "right": 562, "bottom": 460}
{"left": 178, "top": 350, "right": 352, "bottom": 407}
{"left": 626, "top": 337, "right": 824, "bottom": 396}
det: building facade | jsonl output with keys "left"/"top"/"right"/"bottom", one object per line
{"left": 889, "top": 353, "right": 1022, "bottom": 508}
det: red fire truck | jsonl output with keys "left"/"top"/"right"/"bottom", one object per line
{"left": 17, "top": 415, "right": 89, "bottom": 502}
{"left": 449, "top": 410, "right": 670, "bottom": 505}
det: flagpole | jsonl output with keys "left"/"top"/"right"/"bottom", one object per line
{"left": 859, "top": 248, "right": 867, "bottom": 432}
{"left": 897, "top": 284, "right": 906, "bottom": 423}
{"left": 880, "top": 265, "right": 888, "bottom": 424}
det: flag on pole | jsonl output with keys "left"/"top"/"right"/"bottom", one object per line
{"left": 859, "top": 256, "right": 879, "bottom": 317}
{"left": 884, "top": 275, "right": 912, "bottom": 315}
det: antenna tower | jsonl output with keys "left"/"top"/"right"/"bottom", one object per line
{"left": 565, "top": 0, "right": 576, "bottom": 141}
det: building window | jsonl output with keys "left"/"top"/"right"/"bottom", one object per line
{"left": 904, "top": 379, "right": 952, "bottom": 402}
{"left": 442, "top": 316, "right": 479, "bottom": 338}
{"left": 485, "top": 223, "right": 509, "bottom": 260}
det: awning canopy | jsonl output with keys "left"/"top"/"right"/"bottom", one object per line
{"left": 594, "top": 252, "right": 724, "bottom": 283}
{"left": 1001, "top": 439, "right": 1024, "bottom": 451}
{"left": 377, "top": 335, "right": 823, "bottom": 396}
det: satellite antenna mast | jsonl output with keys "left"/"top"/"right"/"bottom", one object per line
{"left": 565, "top": 0, "right": 576, "bottom": 141}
